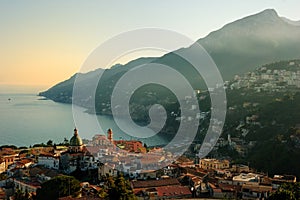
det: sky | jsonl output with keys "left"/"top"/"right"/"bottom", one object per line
{"left": 0, "top": 0, "right": 300, "bottom": 93}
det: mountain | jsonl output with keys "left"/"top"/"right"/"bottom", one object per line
{"left": 40, "top": 9, "right": 300, "bottom": 112}
{"left": 215, "top": 59, "right": 300, "bottom": 177}
{"left": 281, "top": 16, "right": 300, "bottom": 26}
{"left": 39, "top": 57, "right": 156, "bottom": 105}
{"left": 197, "top": 9, "right": 300, "bottom": 80}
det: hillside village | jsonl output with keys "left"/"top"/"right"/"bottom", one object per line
{"left": 230, "top": 60, "right": 300, "bottom": 92}
{"left": 0, "top": 126, "right": 297, "bottom": 200}
{"left": 1, "top": 60, "right": 300, "bottom": 199}
{"left": 188, "top": 60, "right": 300, "bottom": 175}
{"left": 0, "top": 59, "right": 300, "bottom": 200}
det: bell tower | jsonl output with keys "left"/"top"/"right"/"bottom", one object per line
{"left": 107, "top": 128, "right": 113, "bottom": 143}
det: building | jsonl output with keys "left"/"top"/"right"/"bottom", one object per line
{"left": 69, "top": 128, "right": 84, "bottom": 152}
{"left": 155, "top": 185, "right": 192, "bottom": 199}
{"left": 232, "top": 164, "right": 250, "bottom": 173}
{"left": 60, "top": 128, "right": 94, "bottom": 173}
{"left": 13, "top": 179, "right": 41, "bottom": 194}
{"left": 0, "top": 159, "right": 6, "bottom": 174}
{"left": 38, "top": 152, "right": 60, "bottom": 169}
{"left": 105, "top": 129, "right": 146, "bottom": 153}
{"left": 271, "top": 175, "right": 297, "bottom": 189}
{"left": 107, "top": 128, "right": 113, "bottom": 143}
{"left": 91, "top": 134, "right": 111, "bottom": 146}
{"left": 98, "top": 163, "right": 118, "bottom": 179}
{"left": 114, "top": 140, "right": 146, "bottom": 153}
{"left": 199, "top": 159, "right": 230, "bottom": 170}
{"left": 241, "top": 183, "right": 272, "bottom": 199}
{"left": 132, "top": 178, "right": 191, "bottom": 199}
{"left": 232, "top": 173, "right": 262, "bottom": 185}
{"left": 0, "top": 148, "right": 18, "bottom": 172}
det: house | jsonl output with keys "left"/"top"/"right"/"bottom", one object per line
{"left": 199, "top": 158, "right": 230, "bottom": 170}
{"left": 91, "top": 134, "right": 111, "bottom": 146}
{"left": 232, "top": 164, "right": 250, "bottom": 173}
{"left": 232, "top": 173, "right": 263, "bottom": 186}
{"left": 132, "top": 178, "right": 180, "bottom": 191}
{"left": 241, "top": 183, "right": 272, "bottom": 199}
{"left": 0, "top": 149, "right": 18, "bottom": 171}
{"left": 156, "top": 185, "right": 192, "bottom": 199}
{"left": 0, "top": 159, "right": 6, "bottom": 174}
{"left": 209, "top": 182, "right": 225, "bottom": 199}
{"left": 29, "top": 165, "right": 61, "bottom": 182}
{"left": 98, "top": 163, "right": 118, "bottom": 179}
{"left": 132, "top": 178, "right": 186, "bottom": 199}
{"left": 114, "top": 140, "right": 146, "bottom": 153}
{"left": 271, "top": 175, "right": 297, "bottom": 189}
{"left": 38, "top": 152, "right": 60, "bottom": 169}
{"left": 138, "top": 170, "right": 157, "bottom": 180}
{"left": 15, "top": 158, "right": 34, "bottom": 169}
{"left": 13, "top": 179, "right": 41, "bottom": 194}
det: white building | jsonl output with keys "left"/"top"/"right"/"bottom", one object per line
{"left": 232, "top": 173, "right": 262, "bottom": 185}
{"left": 38, "top": 153, "right": 60, "bottom": 170}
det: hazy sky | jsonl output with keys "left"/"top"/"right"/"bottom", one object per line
{"left": 0, "top": 0, "right": 300, "bottom": 93}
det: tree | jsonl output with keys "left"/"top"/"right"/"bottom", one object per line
{"left": 0, "top": 173, "right": 7, "bottom": 181}
{"left": 46, "top": 140, "right": 53, "bottom": 146}
{"left": 36, "top": 175, "right": 81, "bottom": 200}
{"left": 107, "top": 174, "right": 136, "bottom": 200}
{"left": 64, "top": 137, "right": 69, "bottom": 145}
{"left": 97, "top": 188, "right": 108, "bottom": 199}
{"left": 14, "top": 189, "right": 32, "bottom": 200}
{"left": 268, "top": 182, "right": 300, "bottom": 200}
{"left": 0, "top": 145, "right": 17, "bottom": 150}
{"left": 143, "top": 143, "right": 147, "bottom": 148}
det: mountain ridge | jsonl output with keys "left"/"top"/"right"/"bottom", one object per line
{"left": 38, "top": 9, "right": 300, "bottom": 178}
{"left": 40, "top": 9, "right": 300, "bottom": 107}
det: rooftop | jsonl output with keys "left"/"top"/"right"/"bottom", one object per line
{"left": 131, "top": 178, "right": 180, "bottom": 189}
{"left": 156, "top": 185, "right": 191, "bottom": 197}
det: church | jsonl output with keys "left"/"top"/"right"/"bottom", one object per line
{"left": 69, "top": 128, "right": 83, "bottom": 152}
{"left": 60, "top": 128, "right": 94, "bottom": 173}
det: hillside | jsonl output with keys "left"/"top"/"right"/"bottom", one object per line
{"left": 198, "top": 9, "right": 300, "bottom": 80}
{"left": 203, "top": 59, "right": 300, "bottom": 177}
{"left": 40, "top": 9, "right": 300, "bottom": 110}
{"left": 40, "top": 21, "right": 300, "bottom": 176}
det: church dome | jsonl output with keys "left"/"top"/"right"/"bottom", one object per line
{"left": 70, "top": 128, "right": 83, "bottom": 146}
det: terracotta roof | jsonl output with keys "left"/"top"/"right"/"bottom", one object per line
{"left": 85, "top": 146, "right": 101, "bottom": 155}
{"left": 156, "top": 185, "right": 191, "bottom": 197}
{"left": 21, "top": 158, "right": 34, "bottom": 163}
{"left": 140, "top": 154, "right": 163, "bottom": 164}
{"left": 29, "top": 166, "right": 60, "bottom": 178}
{"left": 184, "top": 167, "right": 207, "bottom": 177}
{"left": 219, "top": 183, "right": 240, "bottom": 192}
{"left": 132, "top": 178, "right": 180, "bottom": 188}
{"left": 242, "top": 184, "right": 272, "bottom": 193}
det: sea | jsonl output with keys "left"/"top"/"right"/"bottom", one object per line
{"left": 0, "top": 93, "right": 168, "bottom": 147}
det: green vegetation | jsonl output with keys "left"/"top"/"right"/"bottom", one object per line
{"left": 268, "top": 182, "right": 300, "bottom": 200}
{"left": 0, "top": 173, "right": 7, "bottom": 181}
{"left": 39, "top": 9, "right": 300, "bottom": 181}
{"left": 222, "top": 90, "right": 300, "bottom": 177}
{"left": 0, "top": 145, "right": 18, "bottom": 150}
{"left": 14, "top": 189, "right": 32, "bottom": 200}
{"left": 205, "top": 59, "right": 300, "bottom": 177}
{"left": 100, "top": 174, "right": 136, "bottom": 200}
{"left": 36, "top": 175, "right": 81, "bottom": 200}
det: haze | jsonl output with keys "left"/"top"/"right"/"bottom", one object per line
{"left": 0, "top": 0, "right": 300, "bottom": 93}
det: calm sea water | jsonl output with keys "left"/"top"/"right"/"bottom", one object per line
{"left": 0, "top": 93, "right": 167, "bottom": 147}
